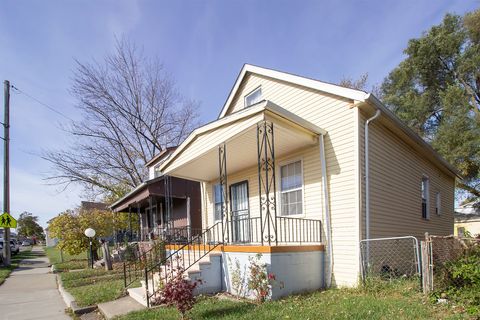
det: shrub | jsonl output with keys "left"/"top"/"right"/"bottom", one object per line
{"left": 247, "top": 253, "right": 277, "bottom": 303}
{"left": 446, "top": 246, "right": 480, "bottom": 287}
{"left": 151, "top": 262, "right": 200, "bottom": 319}
{"left": 433, "top": 244, "right": 480, "bottom": 316}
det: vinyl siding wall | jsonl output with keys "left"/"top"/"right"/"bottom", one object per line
{"left": 358, "top": 110, "right": 455, "bottom": 240}
{"left": 205, "top": 73, "right": 359, "bottom": 286}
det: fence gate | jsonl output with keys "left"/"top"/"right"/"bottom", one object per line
{"left": 360, "top": 236, "right": 421, "bottom": 282}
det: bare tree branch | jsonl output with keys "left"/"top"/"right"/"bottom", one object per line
{"left": 43, "top": 39, "right": 199, "bottom": 200}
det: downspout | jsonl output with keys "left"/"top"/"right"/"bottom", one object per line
{"left": 319, "top": 133, "right": 332, "bottom": 288}
{"left": 365, "top": 110, "right": 381, "bottom": 245}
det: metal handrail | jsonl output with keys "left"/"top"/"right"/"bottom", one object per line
{"left": 144, "top": 222, "right": 223, "bottom": 307}
{"left": 123, "top": 241, "right": 165, "bottom": 288}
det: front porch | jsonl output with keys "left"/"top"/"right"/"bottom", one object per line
{"left": 159, "top": 101, "right": 329, "bottom": 247}
{"left": 123, "top": 102, "right": 331, "bottom": 306}
{"left": 110, "top": 175, "right": 202, "bottom": 243}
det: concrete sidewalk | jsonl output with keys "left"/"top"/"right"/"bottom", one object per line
{"left": 0, "top": 246, "right": 70, "bottom": 320}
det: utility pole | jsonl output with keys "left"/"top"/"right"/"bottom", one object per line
{"left": 3, "top": 80, "right": 11, "bottom": 266}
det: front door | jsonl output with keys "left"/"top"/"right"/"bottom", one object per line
{"left": 230, "top": 181, "right": 250, "bottom": 243}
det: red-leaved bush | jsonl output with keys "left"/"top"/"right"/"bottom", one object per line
{"left": 152, "top": 264, "right": 200, "bottom": 319}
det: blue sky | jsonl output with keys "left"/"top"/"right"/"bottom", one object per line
{"left": 0, "top": 0, "right": 477, "bottom": 227}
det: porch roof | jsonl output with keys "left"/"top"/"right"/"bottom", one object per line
{"left": 160, "top": 100, "right": 326, "bottom": 182}
{"left": 110, "top": 176, "right": 185, "bottom": 212}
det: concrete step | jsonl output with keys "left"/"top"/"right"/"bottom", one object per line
{"left": 98, "top": 295, "right": 145, "bottom": 319}
{"left": 128, "top": 250, "right": 223, "bottom": 307}
{"left": 126, "top": 287, "right": 148, "bottom": 307}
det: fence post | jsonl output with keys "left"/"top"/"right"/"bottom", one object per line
{"left": 421, "top": 241, "right": 429, "bottom": 294}
{"left": 421, "top": 232, "right": 433, "bottom": 294}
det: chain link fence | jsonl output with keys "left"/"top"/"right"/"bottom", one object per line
{"left": 423, "top": 235, "right": 480, "bottom": 293}
{"left": 359, "top": 234, "right": 480, "bottom": 316}
{"left": 360, "top": 236, "right": 421, "bottom": 281}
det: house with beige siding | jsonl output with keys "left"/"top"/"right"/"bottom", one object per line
{"left": 125, "top": 64, "right": 459, "bottom": 305}
{"left": 454, "top": 202, "right": 480, "bottom": 237}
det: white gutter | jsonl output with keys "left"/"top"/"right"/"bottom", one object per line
{"left": 365, "top": 110, "right": 381, "bottom": 243}
{"left": 319, "top": 133, "right": 332, "bottom": 287}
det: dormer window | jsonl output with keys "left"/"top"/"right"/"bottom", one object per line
{"left": 244, "top": 87, "right": 262, "bottom": 108}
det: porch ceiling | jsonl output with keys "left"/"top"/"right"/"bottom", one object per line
{"left": 161, "top": 101, "right": 325, "bottom": 182}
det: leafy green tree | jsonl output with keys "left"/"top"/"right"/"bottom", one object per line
{"left": 48, "top": 208, "right": 133, "bottom": 258}
{"left": 381, "top": 9, "right": 480, "bottom": 201}
{"left": 17, "top": 212, "right": 44, "bottom": 240}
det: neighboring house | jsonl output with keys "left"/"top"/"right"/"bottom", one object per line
{"left": 110, "top": 147, "right": 202, "bottom": 242}
{"left": 454, "top": 202, "right": 480, "bottom": 237}
{"left": 80, "top": 201, "right": 108, "bottom": 211}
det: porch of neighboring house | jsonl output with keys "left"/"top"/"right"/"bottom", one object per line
{"left": 110, "top": 176, "right": 202, "bottom": 244}
{"left": 120, "top": 101, "right": 330, "bottom": 306}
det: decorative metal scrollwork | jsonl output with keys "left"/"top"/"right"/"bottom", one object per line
{"left": 257, "top": 121, "right": 278, "bottom": 246}
{"left": 218, "top": 143, "right": 229, "bottom": 243}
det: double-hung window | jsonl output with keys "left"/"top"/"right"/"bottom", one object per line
{"left": 214, "top": 184, "right": 224, "bottom": 221}
{"left": 280, "top": 160, "right": 303, "bottom": 216}
{"left": 421, "top": 177, "right": 429, "bottom": 219}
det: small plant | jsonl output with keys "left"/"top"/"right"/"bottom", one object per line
{"left": 247, "top": 253, "right": 277, "bottom": 303}
{"left": 432, "top": 243, "right": 480, "bottom": 316}
{"left": 151, "top": 257, "right": 200, "bottom": 319}
{"left": 228, "top": 256, "right": 247, "bottom": 298}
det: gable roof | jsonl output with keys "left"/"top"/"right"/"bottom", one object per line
{"left": 217, "top": 64, "right": 460, "bottom": 178}
{"left": 159, "top": 100, "right": 326, "bottom": 176}
{"left": 218, "top": 64, "right": 369, "bottom": 118}
{"left": 145, "top": 146, "right": 177, "bottom": 168}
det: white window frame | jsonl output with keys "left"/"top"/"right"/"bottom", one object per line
{"left": 244, "top": 86, "right": 262, "bottom": 108}
{"left": 213, "top": 183, "right": 224, "bottom": 222}
{"left": 277, "top": 158, "right": 305, "bottom": 217}
{"left": 435, "top": 192, "right": 441, "bottom": 215}
{"left": 421, "top": 176, "right": 430, "bottom": 220}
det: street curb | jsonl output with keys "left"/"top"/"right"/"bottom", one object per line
{"left": 56, "top": 274, "right": 97, "bottom": 315}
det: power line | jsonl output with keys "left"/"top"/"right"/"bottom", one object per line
{"left": 10, "top": 85, "right": 75, "bottom": 122}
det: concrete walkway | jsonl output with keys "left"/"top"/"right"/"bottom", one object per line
{"left": 0, "top": 246, "right": 70, "bottom": 320}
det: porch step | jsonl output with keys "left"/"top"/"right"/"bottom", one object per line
{"left": 97, "top": 296, "right": 145, "bottom": 319}
{"left": 128, "top": 250, "right": 222, "bottom": 306}
{"left": 126, "top": 287, "right": 148, "bottom": 307}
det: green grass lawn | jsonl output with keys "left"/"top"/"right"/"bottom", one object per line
{"left": 44, "top": 246, "right": 88, "bottom": 271}
{"left": 46, "top": 246, "right": 133, "bottom": 307}
{"left": 116, "top": 280, "right": 468, "bottom": 320}
{"left": 60, "top": 268, "right": 127, "bottom": 306}
{"left": 0, "top": 246, "right": 34, "bottom": 285}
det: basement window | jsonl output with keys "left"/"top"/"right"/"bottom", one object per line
{"left": 244, "top": 87, "right": 262, "bottom": 108}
